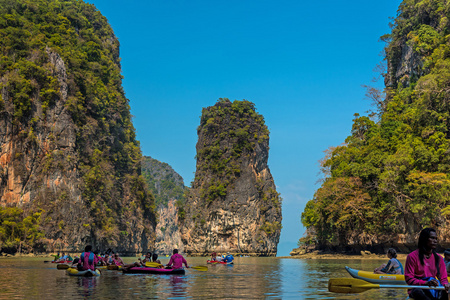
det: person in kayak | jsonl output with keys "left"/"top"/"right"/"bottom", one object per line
{"left": 52, "top": 252, "right": 60, "bottom": 262}
{"left": 405, "top": 228, "right": 450, "bottom": 300}
{"left": 79, "top": 245, "right": 99, "bottom": 271}
{"left": 374, "top": 248, "right": 404, "bottom": 274}
{"left": 56, "top": 252, "right": 68, "bottom": 262}
{"left": 215, "top": 253, "right": 223, "bottom": 262}
{"left": 444, "top": 249, "right": 450, "bottom": 275}
{"left": 152, "top": 253, "right": 162, "bottom": 266}
{"left": 138, "top": 252, "right": 152, "bottom": 266}
{"left": 210, "top": 252, "right": 218, "bottom": 261}
{"left": 122, "top": 251, "right": 153, "bottom": 271}
{"left": 223, "top": 252, "right": 234, "bottom": 264}
{"left": 166, "top": 249, "right": 189, "bottom": 269}
{"left": 113, "top": 253, "right": 124, "bottom": 266}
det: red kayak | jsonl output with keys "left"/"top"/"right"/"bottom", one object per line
{"left": 122, "top": 267, "right": 185, "bottom": 275}
{"left": 207, "top": 260, "right": 233, "bottom": 265}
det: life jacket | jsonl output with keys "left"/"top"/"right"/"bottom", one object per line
{"left": 80, "top": 252, "right": 95, "bottom": 265}
{"left": 393, "top": 258, "right": 404, "bottom": 274}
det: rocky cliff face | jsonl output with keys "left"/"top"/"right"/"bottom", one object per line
{"left": 155, "top": 199, "right": 183, "bottom": 254}
{"left": 0, "top": 0, "right": 155, "bottom": 254}
{"left": 178, "top": 99, "right": 282, "bottom": 256}
{"left": 141, "top": 156, "right": 185, "bottom": 254}
{"left": 298, "top": 0, "right": 450, "bottom": 255}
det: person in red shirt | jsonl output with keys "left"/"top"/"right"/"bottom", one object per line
{"left": 405, "top": 228, "right": 450, "bottom": 300}
{"left": 166, "top": 249, "right": 189, "bottom": 269}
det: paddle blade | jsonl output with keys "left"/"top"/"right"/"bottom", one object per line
{"left": 191, "top": 265, "right": 208, "bottom": 271}
{"left": 328, "top": 278, "right": 378, "bottom": 293}
{"left": 145, "top": 262, "right": 164, "bottom": 268}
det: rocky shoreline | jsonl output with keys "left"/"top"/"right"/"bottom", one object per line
{"left": 287, "top": 248, "right": 410, "bottom": 260}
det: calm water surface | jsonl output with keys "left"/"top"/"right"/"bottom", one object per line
{"left": 0, "top": 257, "right": 410, "bottom": 299}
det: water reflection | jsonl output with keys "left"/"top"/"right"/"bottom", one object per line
{"left": 76, "top": 277, "right": 99, "bottom": 298}
{"left": 0, "top": 257, "right": 412, "bottom": 299}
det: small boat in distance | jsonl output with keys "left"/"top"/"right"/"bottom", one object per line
{"left": 207, "top": 260, "right": 233, "bottom": 265}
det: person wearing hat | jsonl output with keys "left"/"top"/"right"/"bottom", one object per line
{"left": 223, "top": 252, "right": 234, "bottom": 264}
{"left": 444, "top": 249, "right": 450, "bottom": 275}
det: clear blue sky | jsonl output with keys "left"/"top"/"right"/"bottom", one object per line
{"left": 87, "top": 0, "right": 402, "bottom": 256}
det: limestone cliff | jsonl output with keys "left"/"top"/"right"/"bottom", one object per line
{"left": 298, "top": 0, "right": 450, "bottom": 254}
{"left": 0, "top": 0, "right": 155, "bottom": 254}
{"left": 141, "top": 156, "right": 185, "bottom": 254}
{"left": 178, "top": 99, "right": 282, "bottom": 256}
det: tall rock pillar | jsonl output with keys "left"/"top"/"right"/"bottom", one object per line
{"left": 178, "top": 99, "right": 282, "bottom": 256}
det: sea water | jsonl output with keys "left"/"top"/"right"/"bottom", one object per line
{"left": 0, "top": 256, "right": 410, "bottom": 299}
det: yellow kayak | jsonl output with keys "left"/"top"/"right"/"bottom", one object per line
{"left": 345, "top": 266, "right": 406, "bottom": 284}
{"left": 346, "top": 266, "right": 450, "bottom": 285}
{"left": 66, "top": 267, "right": 101, "bottom": 277}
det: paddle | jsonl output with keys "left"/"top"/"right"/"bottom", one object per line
{"left": 145, "top": 262, "right": 207, "bottom": 271}
{"left": 189, "top": 265, "right": 208, "bottom": 271}
{"left": 145, "top": 262, "right": 164, "bottom": 268}
{"left": 328, "top": 278, "right": 446, "bottom": 294}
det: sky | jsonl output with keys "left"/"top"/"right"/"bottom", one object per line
{"left": 87, "top": 0, "right": 403, "bottom": 256}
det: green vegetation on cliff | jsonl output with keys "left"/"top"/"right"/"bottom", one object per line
{"left": 0, "top": 0, "right": 155, "bottom": 251}
{"left": 301, "top": 0, "right": 450, "bottom": 249}
{"left": 141, "top": 156, "right": 186, "bottom": 208}
{"left": 0, "top": 207, "right": 44, "bottom": 252}
{"left": 194, "top": 98, "right": 270, "bottom": 202}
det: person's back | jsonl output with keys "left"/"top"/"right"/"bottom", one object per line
{"left": 80, "top": 245, "right": 98, "bottom": 271}
{"left": 152, "top": 253, "right": 161, "bottom": 265}
{"left": 386, "top": 257, "right": 403, "bottom": 274}
{"left": 223, "top": 253, "right": 234, "bottom": 263}
{"left": 167, "top": 249, "right": 188, "bottom": 269}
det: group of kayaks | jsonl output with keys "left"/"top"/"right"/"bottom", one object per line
{"left": 54, "top": 263, "right": 186, "bottom": 277}
{"left": 52, "top": 261, "right": 193, "bottom": 277}
{"left": 51, "top": 258, "right": 228, "bottom": 277}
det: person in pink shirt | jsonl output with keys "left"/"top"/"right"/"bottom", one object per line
{"left": 405, "top": 228, "right": 450, "bottom": 300}
{"left": 112, "top": 253, "right": 124, "bottom": 266}
{"left": 166, "top": 249, "right": 189, "bottom": 269}
{"left": 79, "top": 245, "right": 100, "bottom": 271}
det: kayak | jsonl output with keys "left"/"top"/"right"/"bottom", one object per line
{"left": 207, "top": 260, "right": 233, "bottom": 265}
{"left": 107, "top": 265, "right": 122, "bottom": 270}
{"left": 52, "top": 260, "right": 72, "bottom": 264}
{"left": 66, "top": 268, "right": 101, "bottom": 277}
{"left": 346, "top": 266, "right": 450, "bottom": 285}
{"left": 122, "top": 267, "right": 185, "bottom": 275}
{"left": 345, "top": 266, "right": 406, "bottom": 284}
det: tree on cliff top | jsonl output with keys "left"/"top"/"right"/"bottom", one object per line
{"left": 301, "top": 0, "right": 450, "bottom": 250}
